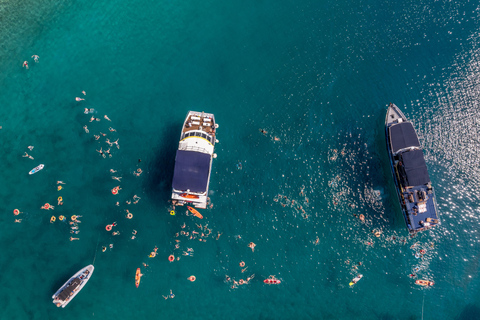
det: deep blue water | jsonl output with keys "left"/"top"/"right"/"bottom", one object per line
{"left": 1, "top": 0, "right": 480, "bottom": 319}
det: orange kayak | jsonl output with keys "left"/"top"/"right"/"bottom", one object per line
{"left": 415, "top": 279, "right": 434, "bottom": 287}
{"left": 187, "top": 206, "right": 203, "bottom": 219}
{"left": 135, "top": 268, "right": 142, "bottom": 288}
{"left": 180, "top": 193, "right": 199, "bottom": 199}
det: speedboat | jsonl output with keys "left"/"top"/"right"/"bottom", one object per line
{"left": 385, "top": 103, "right": 440, "bottom": 234}
{"left": 29, "top": 164, "right": 44, "bottom": 175}
{"left": 171, "top": 111, "right": 218, "bottom": 209}
{"left": 52, "top": 264, "right": 94, "bottom": 308}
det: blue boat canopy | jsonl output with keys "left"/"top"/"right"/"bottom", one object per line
{"left": 389, "top": 122, "right": 420, "bottom": 153}
{"left": 400, "top": 150, "right": 430, "bottom": 186}
{"left": 172, "top": 150, "right": 211, "bottom": 193}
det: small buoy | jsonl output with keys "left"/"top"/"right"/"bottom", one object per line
{"left": 13, "top": 209, "right": 20, "bottom": 216}
{"left": 57, "top": 186, "right": 62, "bottom": 191}
{"left": 58, "top": 196, "right": 63, "bottom": 202}
{"left": 188, "top": 275, "right": 196, "bottom": 282}
{"left": 50, "top": 216, "right": 56, "bottom": 223}
{"left": 127, "top": 213, "right": 133, "bottom": 219}
{"left": 59, "top": 215, "right": 65, "bottom": 221}
{"left": 112, "top": 188, "right": 118, "bottom": 195}
{"left": 106, "top": 224, "right": 112, "bottom": 231}
{"left": 239, "top": 261, "right": 245, "bottom": 267}
{"left": 213, "top": 153, "right": 217, "bottom": 158}
{"left": 71, "top": 215, "right": 77, "bottom": 221}
{"left": 170, "top": 210, "right": 175, "bottom": 216}
{"left": 168, "top": 255, "right": 174, "bottom": 262}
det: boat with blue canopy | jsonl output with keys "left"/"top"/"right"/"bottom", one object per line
{"left": 385, "top": 103, "right": 440, "bottom": 234}
{"left": 171, "top": 111, "right": 218, "bottom": 209}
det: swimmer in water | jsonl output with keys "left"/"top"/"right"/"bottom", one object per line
{"left": 22, "top": 152, "right": 34, "bottom": 160}
{"left": 23, "top": 61, "right": 28, "bottom": 69}
{"left": 248, "top": 242, "right": 256, "bottom": 252}
{"left": 28, "top": 146, "right": 34, "bottom": 150}
{"left": 109, "top": 127, "right": 116, "bottom": 132}
{"left": 70, "top": 237, "right": 80, "bottom": 241}
{"left": 83, "top": 125, "right": 89, "bottom": 133}
{"left": 76, "top": 97, "right": 85, "bottom": 101}
{"left": 112, "top": 176, "right": 122, "bottom": 181}
{"left": 110, "top": 169, "right": 117, "bottom": 173}
{"left": 260, "top": 129, "right": 267, "bottom": 135}
{"left": 106, "top": 148, "right": 112, "bottom": 158}
{"left": 102, "top": 246, "right": 107, "bottom": 252}
{"left": 104, "top": 115, "right": 111, "bottom": 121}
{"left": 15, "top": 219, "right": 22, "bottom": 223}
{"left": 96, "top": 148, "right": 105, "bottom": 158}
{"left": 32, "top": 55, "right": 39, "bottom": 62}
{"left": 94, "top": 135, "right": 100, "bottom": 140}
{"left": 109, "top": 244, "right": 113, "bottom": 249}
{"left": 57, "top": 181, "right": 66, "bottom": 184}
{"left": 113, "top": 231, "right": 120, "bottom": 236}
{"left": 169, "top": 290, "right": 175, "bottom": 298}
{"left": 82, "top": 91, "right": 86, "bottom": 95}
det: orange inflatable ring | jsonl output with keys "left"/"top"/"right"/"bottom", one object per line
{"left": 13, "top": 209, "right": 20, "bottom": 215}
{"left": 239, "top": 261, "right": 245, "bottom": 267}
{"left": 112, "top": 188, "right": 118, "bottom": 195}
{"left": 168, "top": 255, "right": 174, "bottom": 262}
{"left": 59, "top": 215, "right": 65, "bottom": 221}
{"left": 239, "top": 279, "right": 245, "bottom": 285}
{"left": 106, "top": 224, "right": 112, "bottom": 231}
{"left": 188, "top": 275, "right": 196, "bottom": 282}
{"left": 127, "top": 213, "right": 133, "bottom": 219}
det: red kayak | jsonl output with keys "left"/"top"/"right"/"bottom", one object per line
{"left": 264, "top": 279, "right": 281, "bottom": 284}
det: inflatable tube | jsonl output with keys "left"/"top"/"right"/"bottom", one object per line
{"left": 71, "top": 215, "right": 77, "bottom": 221}
{"left": 170, "top": 210, "right": 175, "bottom": 216}
{"left": 239, "top": 279, "right": 245, "bottom": 285}
{"left": 112, "top": 188, "right": 118, "bottom": 195}
{"left": 188, "top": 275, "right": 196, "bottom": 282}
{"left": 168, "top": 255, "right": 174, "bottom": 262}
{"left": 58, "top": 196, "right": 63, "bottom": 202}
{"left": 127, "top": 213, "right": 133, "bottom": 219}
{"left": 44, "top": 203, "right": 50, "bottom": 210}
{"left": 149, "top": 252, "right": 157, "bottom": 258}
{"left": 57, "top": 186, "right": 62, "bottom": 191}
{"left": 106, "top": 224, "right": 112, "bottom": 231}
{"left": 50, "top": 216, "right": 56, "bottom": 223}
{"left": 59, "top": 215, "right": 65, "bottom": 221}
{"left": 239, "top": 261, "right": 245, "bottom": 267}
{"left": 13, "top": 209, "right": 20, "bottom": 215}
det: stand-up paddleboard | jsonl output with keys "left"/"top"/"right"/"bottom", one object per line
{"left": 187, "top": 206, "right": 203, "bottom": 219}
{"left": 349, "top": 274, "right": 363, "bottom": 286}
{"left": 135, "top": 268, "right": 142, "bottom": 288}
{"left": 29, "top": 164, "right": 44, "bottom": 175}
{"left": 415, "top": 279, "right": 434, "bottom": 287}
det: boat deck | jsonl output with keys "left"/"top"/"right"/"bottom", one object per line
{"left": 403, "top": 185, "right": 439, "bottom": 232}
{"left": 182, "top": 113, "right": 216, "bottom": 135}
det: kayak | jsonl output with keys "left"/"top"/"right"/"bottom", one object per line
{"left": 29, "top": 164, "right": 44, "bottom": 175}
{"left": 415, "top": 279, "right": 434, "bottom": 287}
{"left": 135, "top": 268, "right": 142, "bottom": 288}
{"left": 349, "top": 274, "right": 363, "bottom": 286}
{"left": 180, "top": 193, "right": 199, "bottom": 199}
{"left": 264, "top": 279, "right": 281, "bottom": 284}
{"left": 187, "top": 206, "right": 203, "bottom": 219}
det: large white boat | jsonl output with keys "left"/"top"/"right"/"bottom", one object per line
{"left": 52, "top": 264, "right": 94, "bottom": 308}
{"left": 171, "top": 111, "right": 218, "bottom": 209}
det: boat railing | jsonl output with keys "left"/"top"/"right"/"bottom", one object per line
{"left": 180, "top": 145, "right": 210, "bottom": 154}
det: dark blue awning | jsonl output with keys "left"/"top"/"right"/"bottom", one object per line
{"left": 172, "top": 150, "right": 211, "bottom": 193}
{"left": 389, "top": 122, "right": 420, "bottom": 153}
{"left": 401, "top": 150, "right": 430, "bottom": 186}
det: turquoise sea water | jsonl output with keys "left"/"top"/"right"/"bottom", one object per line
{"left": 2, "top": 0, "right": 480, "bottom": 319}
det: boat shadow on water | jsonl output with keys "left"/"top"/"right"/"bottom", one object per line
{"left": 144, "top": 123, "right": 179, "bottom": 206}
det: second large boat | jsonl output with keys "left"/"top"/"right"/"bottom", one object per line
{"left": 171, "top": 111, "right": 218, "bottom": 209}
{"left": 52, "top": 264, "right": 94, "bottom": 308}
{"left": 385, "top": 103, "right": 440, "bottom": 234}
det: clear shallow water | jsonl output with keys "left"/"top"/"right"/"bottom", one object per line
{"left": 1, "top": 0, "right": 480, "bottom": 319}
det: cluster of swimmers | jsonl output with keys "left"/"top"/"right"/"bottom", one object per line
{"left": 22, "top": 55, "right": 39, "bottom": 69}
{"left": 274, "top": 190, "right": 311, "bottom": 219}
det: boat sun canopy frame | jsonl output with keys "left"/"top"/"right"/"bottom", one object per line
{"left": 172, "top": 150, "right": 211, "bottom": 193}
{"left": 389, "top": 122, "right": 420, "bottom": 154}
{"left": 399, "top": 149, "right": 430, "bottom": 187}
